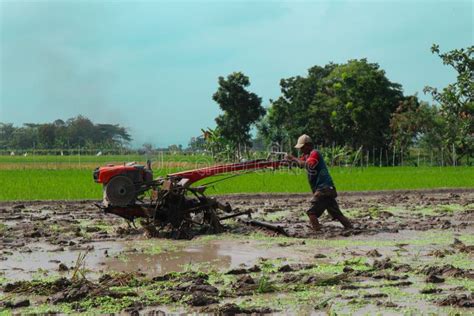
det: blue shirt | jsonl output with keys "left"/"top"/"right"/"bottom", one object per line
{"left": 300, "top": 149, "right": 334, "bottom": 193}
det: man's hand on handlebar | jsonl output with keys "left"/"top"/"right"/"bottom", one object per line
{"left": 283, "top": 154, "right": 305, "bottom": 168}
{"left": 284, "top": 153, "right": 296, "bottom": 161}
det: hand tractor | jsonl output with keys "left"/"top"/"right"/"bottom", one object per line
{"left": 93, "top": 155, "right": 287, "bottom": 239}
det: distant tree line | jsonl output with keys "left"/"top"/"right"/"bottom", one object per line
{"left": 0, "top": 116, "right": 131, "bottom": 150}
{"left": 205, "top": 44, "right": 473, "bottom": 164}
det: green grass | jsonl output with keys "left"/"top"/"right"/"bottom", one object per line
{"left": 0, "top": 166, "right": 472, "bottom": 201}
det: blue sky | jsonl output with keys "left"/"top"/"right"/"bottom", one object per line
{"left": 0, "top": 0, "right": 472, "bottom": 147}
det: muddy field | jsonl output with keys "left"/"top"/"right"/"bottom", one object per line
{"left": 0, "top": 189, "right": 473, "bottom": 315}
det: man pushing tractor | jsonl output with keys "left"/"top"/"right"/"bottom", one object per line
{"left": 285, "top": 134, "right": 353, "bottom": 231}
{"left": 93, "top": 133, "right": 352, "bottom": 237}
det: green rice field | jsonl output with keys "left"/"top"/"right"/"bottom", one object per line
{"left": 0, "top": 160, "right": 472, "bottom": 200}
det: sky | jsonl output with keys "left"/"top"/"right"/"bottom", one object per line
{"left": 0, "top": 0, "right": 472, "bottom": 148}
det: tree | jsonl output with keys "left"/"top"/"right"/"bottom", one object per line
{"left": 390, "top": 95, "right": 439, "bottom": 154}
{"left": 187, "top": 136, "right": 206, "bottom": 152}
{"left": 323, "top": 59, "right": 403, "bottom": 149}
{"left": 259, "top": 60, "right": 403, "bottom": 152}
{"left": 96, "top": 124, "right": 131, "bottom": 148}
{"left": 167, "top": 144, "right": 182, "bottom": 153}
{"left": 38, "top": 124, "right": 57, "bottom": 148}
{"left": 10, "top": 127, "right": 38, "bottom": 149}
{"left": 255, "top": 110, "right": 288, "bottom": 150}
{"left": 0, "top": 116, "right": 132, "bottom": 150}
{"left": 261, "top": 64, "right": 336, "bottom": 148}
{"left": 141, "top": 143, "right": 153, "bottom": 154}
{"left": 213, "top": 72, "right": 266, "bottom": 158}
{"left": 66, "top": 116, "right": 95, "bottom": 147}
{"left": 0, "top": 123, "right": 15, "bottom": 149}
{"left": 201, "top": 127, "right": 234, "bottom": 161}
{"left": 423, "top": 44, "right": 473, "bottom": 164}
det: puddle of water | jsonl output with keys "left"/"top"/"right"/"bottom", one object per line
{"left": 1, "top": 241, "right": 124, "bottom": 280}
{"left": 1, "top": 239, "right": 314, "bottom": 281}
{"left": 104, "top": 239, "right": 313, "bottom": 276}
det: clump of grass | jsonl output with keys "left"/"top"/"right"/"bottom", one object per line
{"left": 256, "top": 275, "right": 275, "bottom": 293}
{"left": 314, "top": 274, "right": 348, "bottom": 286}
{"left": 71, "top": 251, "right": 89, "bottom": 280}
{"left": 258, "top": 258, "right": 282, "bottom": 273}
{"left": 314, "top": 296, "right": 333, "bottom": 310}
{"left": 0, "top": 274, "right": 7, "bottom": 286}
{"left": 0, "top": 223, "right": 7, "bottom": 236}
{"left": 435, "top": 204, "right": 464, "bottom": 213}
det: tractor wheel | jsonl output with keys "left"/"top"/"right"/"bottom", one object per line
{"left": 105, "top": 175, "right": 136, "bottom": 207}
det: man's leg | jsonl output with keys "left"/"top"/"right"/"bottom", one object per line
{"left": 307, "top": 198, "right": 329, "bottom": 231}
{"left": 327, "top": 198, "right": 353, "bottom": 229}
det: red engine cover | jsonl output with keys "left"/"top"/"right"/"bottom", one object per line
{"left": 94, "top": 165, "right": 143, "bottom": 184}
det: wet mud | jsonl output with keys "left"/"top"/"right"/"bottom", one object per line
{"left": 0, "top": 189, "right": 473, "bottom": 314}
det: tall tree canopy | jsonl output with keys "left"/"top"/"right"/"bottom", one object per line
{"left": 213, "top": 72, "right": 265, "bottom": 156}
{"left": 259, "top": 59, "right": 404, "bottom": 150}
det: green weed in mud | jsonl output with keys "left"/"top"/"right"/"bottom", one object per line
{"left": 378, "top": 285, "right": 469, "bottom": 315}
{"left": 140, "top": 287, "right": 174, "bottom": 305}
{"left": 413, "top": 203, "right": 468, "bottom": 216}
{"left": 255, "top": 275, "right": 275, "bottom": 293}
{"left": 432, "top": 252, "right": 474, "bottom": 270}
{"left": 0, "top": 223, "right": 7, "bottom": 236}
{"left": 259, "top": 258, "right": 283, "bottom": 273}
{"left": 397, "top": 307, "right": 464, "bottom": 316}
{"left": 138, "top": 239, "right": 181, "bottom": 255}
{"left": 259, "top": 210, "right": 291, "bottom": 222}
{"left": 239, "top": 288, "right": 332, "bottom": 313}
{"left": 239, "top": 291, "right": 308, "bottom": 310}
{"left": 78, "top": 296, "right": 137, "bottom": 314}
{"left": 78, "top": 219, "right": 113, "bottom": 234}
{"left": 445, "top": 277, "right": 474, "bottom": 292}
{"left": 436, "top": 204, "right": 465, "bottom": 213}
{"left": 340, "top": 257, "right": 371, "bottom": 271}
{"left": 314, "top": 296, "right": 334, "bottom": 310}
{"left": 347, "top": 203, "right": 470, "bottom": 219}
{"left": 304, "top": 263, "right": 344, "bottom": 276}
{"left": 208, "top": 271, "right": 236, "bottom": 288}
{"left": 30, "top": 269, "right": 58, "bottom": 282}
{"left": 49, "top": 224, "right": 63, "bottom": 233}
{"left": 379, "top": 283, "right": 412, "bottom": 298}
{"left": 7, "top": 271, "right": 189, "bottom": 314}
{"left": 8, "top": 303, "right": 74, "bottom": 315}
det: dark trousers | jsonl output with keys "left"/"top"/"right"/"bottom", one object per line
{"left": 307, "top": 187, "right": 345, "bottom": 219}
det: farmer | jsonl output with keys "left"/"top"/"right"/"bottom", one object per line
{"left": 285, "top": 134, "right": 353, "bottom": 231}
